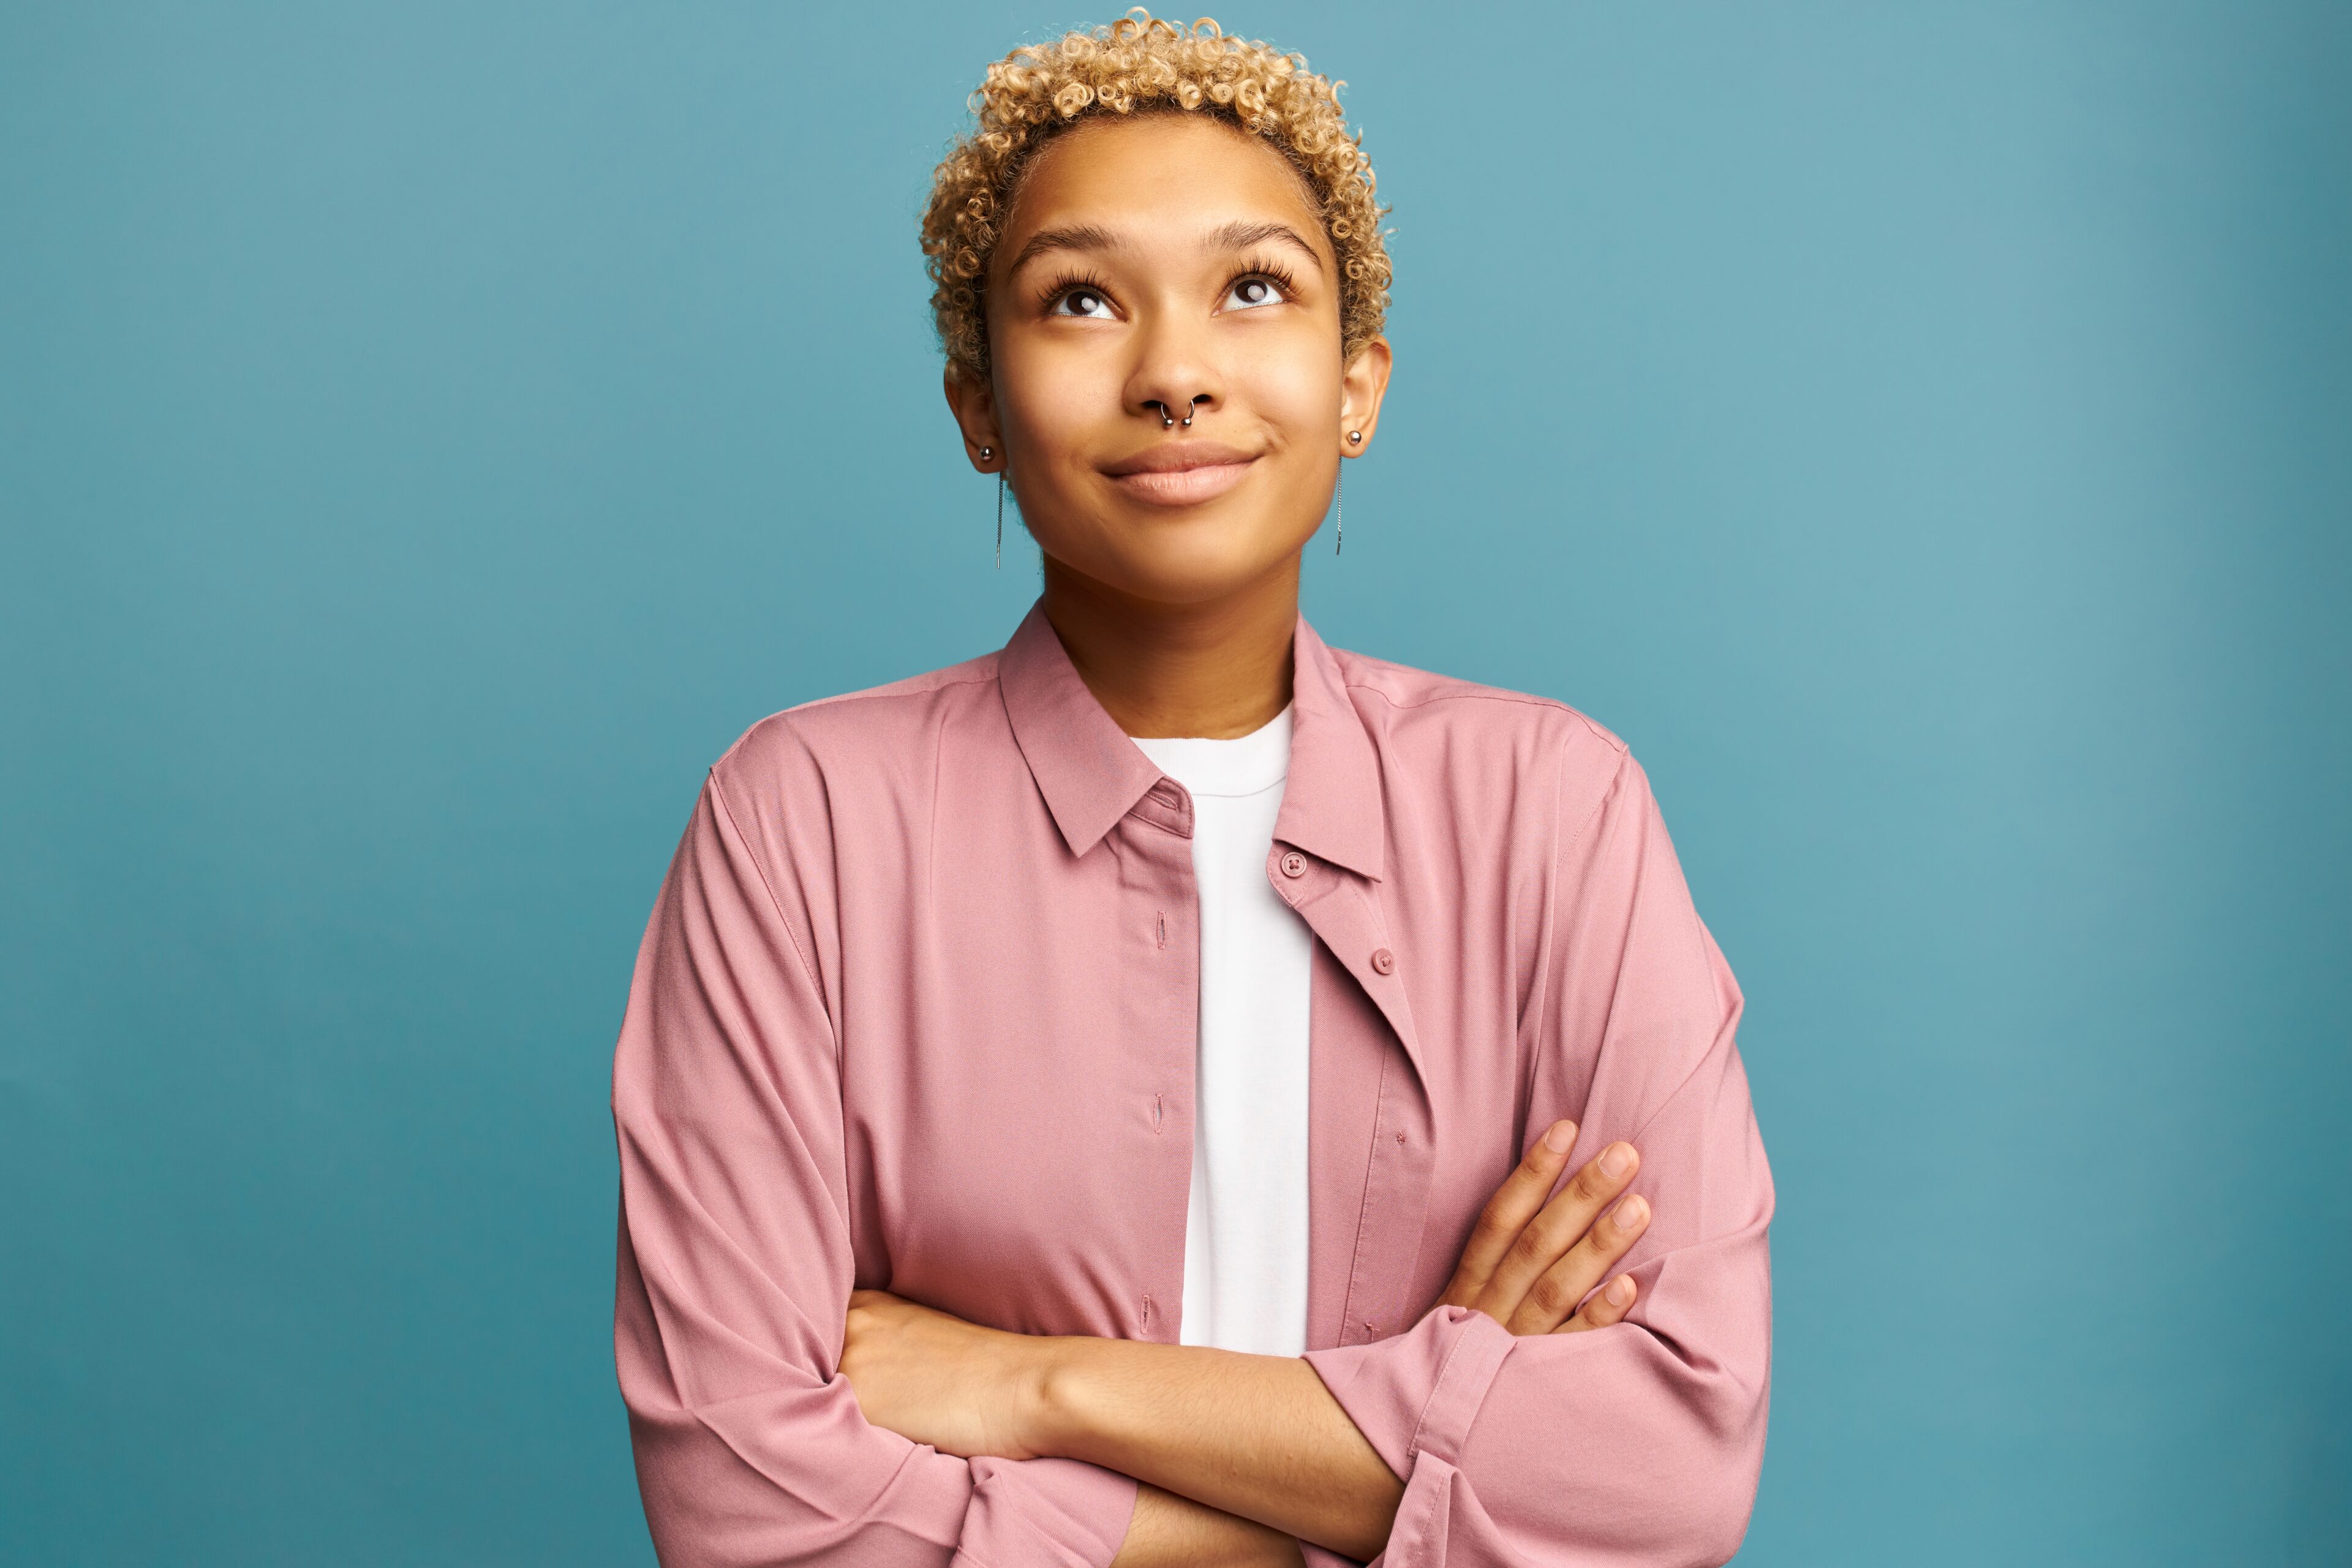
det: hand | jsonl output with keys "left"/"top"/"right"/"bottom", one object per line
{"left": 1436, "top": 1120, "right": 1649, "bottom": 1335}
{"left": 839, "top": 1288, "right": 1050, "bottom": 1460}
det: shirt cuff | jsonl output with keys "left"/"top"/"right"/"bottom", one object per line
{"left": 1300, "top": 1304, "right": 1516, "bottom": 1567}
{"left": 949, "top": 1455, "right": 1139, "bottom": 1568}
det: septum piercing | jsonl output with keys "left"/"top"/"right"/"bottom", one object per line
{"left": 1149, "top": 398, "right": 1202, "bottom": 429}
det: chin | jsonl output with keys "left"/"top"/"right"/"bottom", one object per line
{"left": 1033, "top": 481, "right": 1317, "bottom": 601}
{"left": 1041, "top": 516, "right": 1278, "bottom": 603}
{"left": 1106, "top": 533, "right": 1304, "bottom": 605}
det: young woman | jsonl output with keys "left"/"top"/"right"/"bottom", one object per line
{"left": 611, "top": 15, "right": 1773, "bottom": 1567}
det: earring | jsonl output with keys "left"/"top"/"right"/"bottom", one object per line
{"left": 978, "top": 447, "right": 1003, "bottom": 568}
{"left": 1332, "top": 432, "right": 1362, "bottom": 555}
{"left": 973, "top": 447, "right": 1001, "bottom": 571}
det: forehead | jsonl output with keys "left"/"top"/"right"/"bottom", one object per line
{"left": 997, "top": 113, "right": 1331, "bottom": 268}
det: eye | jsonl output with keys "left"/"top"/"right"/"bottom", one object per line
{"left": 1049, "top": 285, "right": 1117, "bottom": 320}
{"left": 1222, "top": 274, "right": 1287, "bottom": 311}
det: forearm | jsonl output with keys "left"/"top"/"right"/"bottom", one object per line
{"left": 1112, "top": 1483, "right": 1305, "bottom": 1568}
{"left": 1030, "top": 1338, "right": 1403, "bottom": 1562}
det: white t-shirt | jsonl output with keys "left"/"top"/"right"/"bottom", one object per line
{"left": 1131, "top": 703, "right": 1313, "bottom": 1359}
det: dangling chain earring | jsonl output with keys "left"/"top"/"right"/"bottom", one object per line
{"left": 981, "top": 446, "right": 1002, "bottom": 568}
{"left": 1339, "top": 429, "right": 1363, "bottom": 554}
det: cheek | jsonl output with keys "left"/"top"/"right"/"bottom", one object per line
{"left": 992, "top": 337, "right": 1119, "bottom": 462}
{"left": 1232, "top": 335, "right": 1342, "bottom": 440}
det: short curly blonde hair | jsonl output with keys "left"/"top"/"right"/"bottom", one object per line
{"left": 922, "top": 10, "right": 1392, "bottom": 382}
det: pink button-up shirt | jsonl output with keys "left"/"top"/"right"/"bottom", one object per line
{"left": 611, "top": 600, "right": 1774, "bottom": 1567}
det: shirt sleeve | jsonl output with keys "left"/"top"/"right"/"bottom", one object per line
{"left": 611, "top": 762, "right": 1142, "bottom": 1568}
{"left": 1299, "top": 744, "right": 1774, "bottom": 1567}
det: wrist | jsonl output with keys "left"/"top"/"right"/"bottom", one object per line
{"left": 1022, "top": 1333, "right": 1104, "bottom": 1463}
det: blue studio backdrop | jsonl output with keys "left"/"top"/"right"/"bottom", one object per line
{"left": 3, "top": 4, "right": 2346, "bottom": 1562}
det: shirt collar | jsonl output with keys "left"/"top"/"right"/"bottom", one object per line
{"left": 997, "top": 597, "right": 1386, "bottom": 881}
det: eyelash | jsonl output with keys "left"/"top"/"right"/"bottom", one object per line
{"left": 1038, "top": 257, "right": 1302, "bottom": 317}
{"left": 1229, "top": 255, "right": 1298, "bottom": 300}
{"left": 1039, "top": 268, "right": 1115, "bottom": 315}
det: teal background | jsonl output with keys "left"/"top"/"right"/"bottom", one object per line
{"left": 4, "top": 2, "right": 2346, "bottom": 1561}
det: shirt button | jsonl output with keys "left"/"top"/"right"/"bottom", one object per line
{"left": 1370, "top": 947, "right": 1395, "bottom": 975}
{"left": 1280, "top": 851, "right": 1307, "bottom": 878}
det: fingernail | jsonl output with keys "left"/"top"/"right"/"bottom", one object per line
{"left": 1614, "top": 1196, "right": 1648, "bottom": 1229}
{"left": 1601, "top": 1143, "right": 1635, "bottom": 1178}
{"left": 1544, "top": 1120, "right": 1576, "bottom": 1154}
{"left": 1607, "top": 1276, "right": 1634, "bottom": 1306}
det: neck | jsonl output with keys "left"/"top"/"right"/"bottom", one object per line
{"left": 1038, "top": 556, "right": 1299, "bottom": 739}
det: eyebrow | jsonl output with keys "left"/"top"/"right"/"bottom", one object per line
{"left": 1001, "top": 219, "right": 1329, "bottom": 279}
{"left": 1001, "top": 224, "right": 1121, "bottom": 278}
{"left": 1207, "top": 220, "right": 1327, "bottom": 273}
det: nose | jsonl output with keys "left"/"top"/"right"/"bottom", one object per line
{"left": 1126, "top": 317, "right": 1221, "bottom": 432}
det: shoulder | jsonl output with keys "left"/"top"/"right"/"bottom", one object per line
{"left": 706, "top": 648, "right": 1005, "bottom": 807}
{"left": 1326, "top": 643, "right": 1635, "bottom": 819}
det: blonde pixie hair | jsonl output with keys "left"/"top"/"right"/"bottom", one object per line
{"left": 921, "top": 10, "right": 1392, "bottom": 382}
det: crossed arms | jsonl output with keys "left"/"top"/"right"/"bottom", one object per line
{"left": 837, "top": 1118, "right": 1658, "bottom": 1565}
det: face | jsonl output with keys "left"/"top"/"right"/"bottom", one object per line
{"left": 946, "top": 111, "right": 1390, "bottom": 608}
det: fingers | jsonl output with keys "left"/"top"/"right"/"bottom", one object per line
{"left": 1553, "top": 1272, "right": 1640, "bottom": 1334}
{"left": 1476, "top": 1138, "right": 1642, "bottom": 1324}
{"left": 1508, "top": 1189, "right": 1651, "bottom": 1334}
{"left": 1439, "top": 1118, "right": 1580, "bottom": 1306}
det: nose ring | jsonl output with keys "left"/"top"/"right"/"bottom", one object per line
{"left": 1150, "top": 398, "right": 1203, "bottom": 429}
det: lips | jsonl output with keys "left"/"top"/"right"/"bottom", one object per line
{"left": 1101, "top": 441, "right": 1259, "bottom": 507}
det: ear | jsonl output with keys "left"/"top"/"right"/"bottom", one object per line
{"left": 943, "top": 363, "right": 1006, "bottom": 472}
{"left": 1338, "top": 336, "right": 1393, "bottom": 456}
